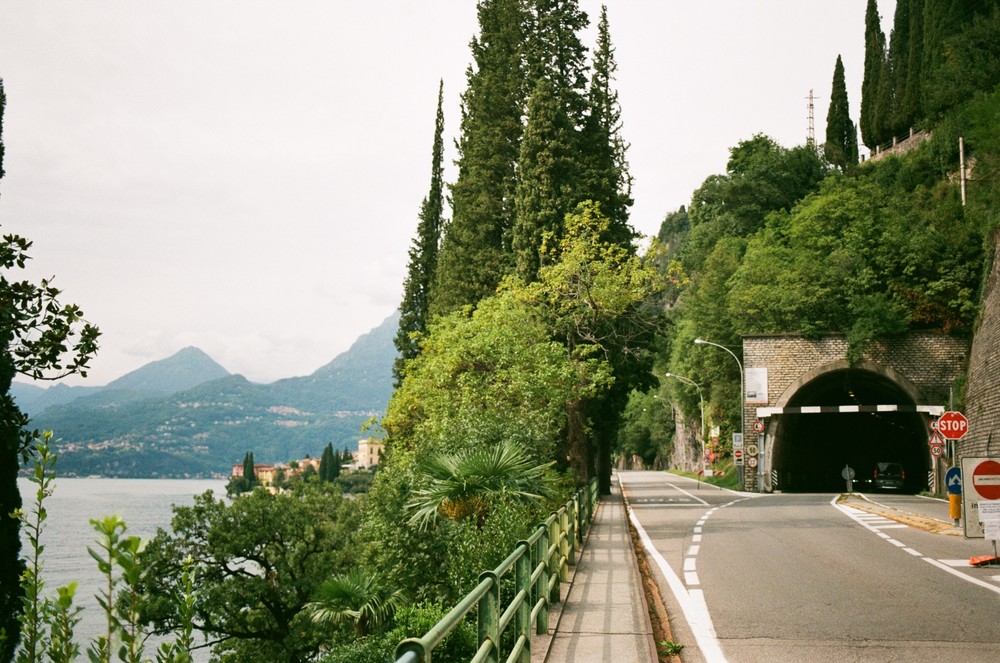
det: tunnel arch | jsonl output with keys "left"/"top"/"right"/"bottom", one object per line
{"left": 764, "top": 362, "right": 931, "bottom": 493}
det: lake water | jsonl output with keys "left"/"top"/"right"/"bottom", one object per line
{"left": 15, "top": 477, "right": 227, "bottom": 658}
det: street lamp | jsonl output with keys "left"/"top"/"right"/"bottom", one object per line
{"left": 693, "top": 338, "right": 748, "bottom": 488}
{"left": 664, "top": 372, "right": 706, "bottom": 482}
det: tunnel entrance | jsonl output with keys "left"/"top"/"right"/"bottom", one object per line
{"left": 770, "top": 368, "right": 930, "bottom": 493}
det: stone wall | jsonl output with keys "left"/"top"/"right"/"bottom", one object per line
{"left": 963, "top": 236, "right": 1000, "bottom": 457}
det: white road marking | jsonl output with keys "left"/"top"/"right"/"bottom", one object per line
{"left": 832, "top": 496, "right": 1000, "bottom": 596}
{"left": 925, "top": 558, "right": 1000, "bottom": 595}
{"left": 939, "top": 559, "right": 971, "bottom": 567}
{"left": 688, "top": 545, "right": 700, "bottom": 556}
{"left": 626, "top": 506, "right": 729, "bottom": 663}
{"left": 685, "top": 572, "right": 700, "bottom": 585}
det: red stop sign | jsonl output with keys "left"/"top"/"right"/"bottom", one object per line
{"left": 937, "top": 411, "right": 969, "bottom": 440}
{"left": 972, "top": 460, "right": 1000, "bottom": 500}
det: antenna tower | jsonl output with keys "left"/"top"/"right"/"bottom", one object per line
{"left": 806, "top": 89, "right": 816, "bottom": 147}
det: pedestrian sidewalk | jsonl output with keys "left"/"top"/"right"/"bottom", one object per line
{"left": 535, "top": 479, "right": 658, "bottom": 663}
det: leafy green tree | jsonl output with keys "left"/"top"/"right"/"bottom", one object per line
{"left": 305, "top": 570, "right": 405, "bottom": 639}
{"left": 824, "top": 55, "right": 859, "bottom": 171}
{"left": 139, "top": 485, "right": 361, "bottom": 663}
{"left": 684, "top": 134, "right": 826, "bottom": 273}
{"left": 394, "top": 81, "right": 446, "bottom": 385}
{"left": 521, "top": 201, "right": 663, "bottom": 491}
{"left": 1, "top": 226, "right": 99, "bottom": 661}
{"left": 432, "top": 0, "right": 529, "bottom": 316}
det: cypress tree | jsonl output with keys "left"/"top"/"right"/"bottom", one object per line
{"left": 824, "top": 55, "right": 859, "bottom": 171}
{"left": 318, "top": 444, "right": 330, "bottom": 482}
{"left": 243, "top": 451, "right": 256, "bottom": 488}
{"left": 513, "top": 77, "right": 577, "bottom": 280}
{"left": 431, "top": 0, "right": 529, "bottom": 316}
{"left": 394, "top": 81, "right": 446, "bottom": 385}
{"left": 512, "top": 0, "right": 592, "bottom": 281}
{"left": 902, "top": 0, "right": 925, "bottom": 128}
{"left": 860, "top": 0, "right": 888, "bottom": 149}
{"left": 888, "top": 0, "right": 912, "bottom": 135}
{"left": 526, "top": 0, "right": 590, "bottom": 126}
{"left": 581, "top": 5, "right": 635, "bottom": 250}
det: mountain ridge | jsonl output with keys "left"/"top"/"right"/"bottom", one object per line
{"left": 17, "top": 312, "right": 399, "bottom": 478}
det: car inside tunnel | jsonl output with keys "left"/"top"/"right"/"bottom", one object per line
{"left": 770, "top": 368, "right": 930, "bottom": 493}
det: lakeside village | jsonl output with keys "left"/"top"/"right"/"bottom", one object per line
{"left": 227, "top": 438, "right": 383, "bottom": 495}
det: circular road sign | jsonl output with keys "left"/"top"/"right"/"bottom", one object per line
{"left": 752, "top": 420, "right": 764, "bottom": 433}
{"left": 930, "top": 445, "right": 944, "bottom": 457}
{"left": 747, "top": 456, "right": 758, "bottom": 468}
{"left": 945, "top": 466, "right": 962, "bottom": 495}
{"left": 972, "top": 459, "right": 1000, "bottom": 500}
{"left": 938, "top": 411, "right": 969, "bottom": 440}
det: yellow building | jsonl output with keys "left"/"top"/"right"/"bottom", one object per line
{"left": 356, "top": 439, "right": 384, "bottom": 469}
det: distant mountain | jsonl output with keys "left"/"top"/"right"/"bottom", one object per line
{"left": 106, "top": 346, "right": 230, "bottom": 394}
{"left": 11, "top": 346, "right": 231, "bottom": 417}
{"left": 25, "top": 312, "right": 399, "bottom": 478}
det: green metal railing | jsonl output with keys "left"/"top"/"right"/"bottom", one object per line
{"left": 394, "top": 478, "right": 600, "bottom": 663}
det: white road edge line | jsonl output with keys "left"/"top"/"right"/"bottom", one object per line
{"left": 623, "top": 487, "right": 729, "bottom": 662}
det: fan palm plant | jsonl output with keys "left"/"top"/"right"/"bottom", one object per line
{"left": 405, "top": 439, "right": 553, "bottom": 530}
{"left": 305, "top": 570, "right": 405, "bottom": 638}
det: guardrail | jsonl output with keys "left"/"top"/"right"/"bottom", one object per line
{"left": 394, "top": 478, "right": 599, "bottom": 663}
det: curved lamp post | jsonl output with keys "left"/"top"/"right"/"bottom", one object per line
{"left": 693, "top": 338, "right": 748, "bottom": 489}
{"left": 664, "top": 372, "right": 706, "bottom": 482}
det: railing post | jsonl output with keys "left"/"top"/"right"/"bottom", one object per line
{"left": 478, "top": 571, "right": 500, "bottom": 663}
{"left": 566, "top": 497, "right": 578, "bottom": 567}
{"left": 515, "top": 542, "right": 531, "bottom": 663}
{"left": 558, "top": 509, "right": 570, "bottom": 582}
{"left": 534, "top": 527, "right": 549, "bottom": 634}
{"left": 547, "top": 517, "right": 561, "bottom": 604}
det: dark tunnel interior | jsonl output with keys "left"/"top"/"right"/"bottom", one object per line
{"left": 771, "top": 369, "right": 930, "bottom": 493}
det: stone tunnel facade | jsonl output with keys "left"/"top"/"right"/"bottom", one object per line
{"left": 740, "top": 333, "right": 969, "bottom": 492}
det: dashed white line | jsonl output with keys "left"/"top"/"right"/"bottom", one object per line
{"left": 832, "top": 496, "right": 1000, "bottom": 595}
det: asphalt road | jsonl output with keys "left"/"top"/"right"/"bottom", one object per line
{"left": 618, "top": 470, "right": 1000, "bottom": 663}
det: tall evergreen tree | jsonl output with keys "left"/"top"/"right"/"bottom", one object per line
{"left": 860, "top": 0, "right": 888, "bottom": 149}
{"left": 512, "top": 0, "right": 593, "bottom": 281}
{"left": 580, "top": 5, "right": 635, "bottom": 250}
{"left": 887, "top": 0, "right": 912, "bottom": 135}
{"left": 318, "top": 443, "right": 333, "bottom": 483}
{"left": 431, "top": 0, "right": 529, "bottom": 317}
{"left": 824, "top": 55, "right": 859, "bottom": 170}
{"left": 902, "top": 0, "right": 925, "bottom": 129}
{"left": 525, "top": 0, "right": 590, "bottom": 127}
{"left": 242, "top": 451, "right": 256, "bottom": 488}
{"left": 394, "top": 81, "right": 446, "bottom": 385}
{"left": 512, "top": 78, "right": 577, "bottom": 280}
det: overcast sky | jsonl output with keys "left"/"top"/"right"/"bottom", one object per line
{"left": 0, "top": 1, "right": 892, "bottom": 387}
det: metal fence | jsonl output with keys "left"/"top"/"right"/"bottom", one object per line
{"left": 394, "top": 478, "right": 600, "bottom": 663}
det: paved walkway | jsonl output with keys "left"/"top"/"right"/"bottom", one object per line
{"left": 536, "top": 478, "right": 657, "bottom": 663}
